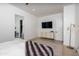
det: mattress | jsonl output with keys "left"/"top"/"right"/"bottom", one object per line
{"left": 25, "top": 41, "right": 54, "bottom": 56}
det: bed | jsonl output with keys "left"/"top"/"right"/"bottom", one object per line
{"left": 0, "top": 39, "right": 25, "bottom": 56}
{"left": 0, "top": 39, "right": 54, "bottom": 56}
{"left": 25, "top": 41, "right": 54, "bottom": 56}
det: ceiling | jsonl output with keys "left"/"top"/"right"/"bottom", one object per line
{"left": 10, "top": 3, "right": 71, "bottom": 17}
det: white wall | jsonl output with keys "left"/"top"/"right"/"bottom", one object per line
{"left": 54, "top": 13, "right": 63, "bottom": 41}
{"left": 37, "top": 13, "right": 63, "bottom": 41}
{"left": 75, "top": 4, "right": 79, "bottom": 49}
{"left": 24, "top": 14, "right": 38, "bottom": 40}
{"left": 0, "top": 4, "right": 38, "bottom": 43}
{"left": 63, "top": 4, "right": 76, "bottom": 47}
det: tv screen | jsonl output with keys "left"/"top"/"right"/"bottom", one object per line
{"left": 42, "top": 21, "right": 52, "bottom": 28}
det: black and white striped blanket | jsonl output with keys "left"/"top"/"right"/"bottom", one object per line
{"left": 25, "top": 41, "right": 53, "bottom": 56}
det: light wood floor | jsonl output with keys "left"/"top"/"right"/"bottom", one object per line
{"left": 31, "top": 38, "right": 79, "bottom": 56}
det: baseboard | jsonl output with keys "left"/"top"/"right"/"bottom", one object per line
{"left": 64, "top": 45, "right": 78, "bottom": 53}
{"left": 67, "top": 46, "right": 74, "bottom": 49}
{"left": 77, "top": 49, "right": 79, "bottom": 53}
{"left": 26, "top": 37, "right": 39, "bottom": 41}
{"left": 39, "top": 37, "right": 54, "bottom": 40}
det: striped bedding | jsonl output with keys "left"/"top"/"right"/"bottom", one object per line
{"left": 25, "top": 41, "right": 54, "bottom": 56}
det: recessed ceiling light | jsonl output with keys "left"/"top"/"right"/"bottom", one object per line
{"left": 32, "top": 9, "right": 36, "bottom": 11}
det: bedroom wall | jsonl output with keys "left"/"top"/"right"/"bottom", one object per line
{"left": 75, "top": 4, "right": 79, "bottom": 49}
{"left": 37, "top": 13, "right": 63, "bottom": 41}
{"left": 0, "top": 3, "right": 38, "bottom": 43}
{"left": 63, "top": 4, "right": 76, "bottom": 48}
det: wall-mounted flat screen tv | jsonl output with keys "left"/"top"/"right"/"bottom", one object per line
{"left": 42, "top": 21, "right": 52, "bottom": 28}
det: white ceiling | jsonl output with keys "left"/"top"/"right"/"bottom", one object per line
{"left": 10, "top": 3, "right": 71, "bottom": 17}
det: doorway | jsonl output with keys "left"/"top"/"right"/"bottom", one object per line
{"left": 15, "top": 14, "right": 24, "bottom": 39}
